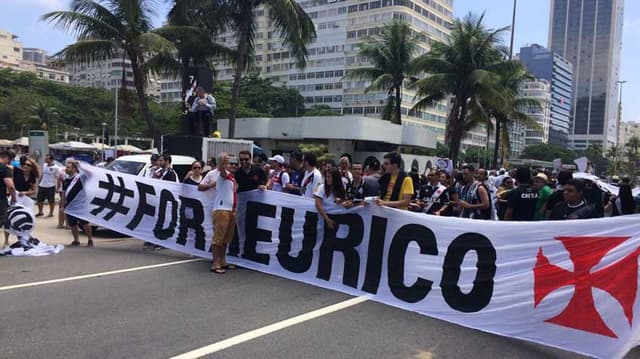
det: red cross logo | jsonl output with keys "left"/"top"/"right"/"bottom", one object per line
{"left": 534, "top": 236, "right": 640, "bottom": 338}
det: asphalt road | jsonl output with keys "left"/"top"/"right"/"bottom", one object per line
{"left": 1, "top": 215, "right": 639, "bottom": 359}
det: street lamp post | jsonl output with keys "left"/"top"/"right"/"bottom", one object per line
{"left": 509, "top": 0, "right": 517, "bottom": 59}
{"left": 616, "top": 80, "right": 627, "bottom": 146}
{"left": 114, "top": 86, "right": 119, "bottom": 158}
{"left": 101, "top": 122, "right": 107, "bottom": 161}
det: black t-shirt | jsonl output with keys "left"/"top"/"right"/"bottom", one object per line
{"left": 0, "top": 163, "right": 9, "bottom": 195}
{"left": 418, "top": 183, "right": 449, "bottom": 214}
{"left": 550, "top": 201, "right": 599, "bottom": 220}
{"left": 545, "top": 189, "right": 565, "bottom": 214}
{"left": 286, "top": 169, "right": 304, "bottom": 195}
{"left": 183, "top": 176, "right": 201, "bottom": 186}
{"left": 346, "top": 179, "right": 365, "bottom": 201}
{"left": 505, "top": 185, "right": 538, "bottom": 221}
{"left": 235, "top": 166, "right": 267, "bottom": 193}
{"left": 13, "top": 167, "right": 37, "bottom": 192}
{"left": 161, "top": 169, "right": 177, "bottom": 182}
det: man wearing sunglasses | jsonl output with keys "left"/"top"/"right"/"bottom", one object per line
{"left": 235, "top": 150, "right": 266, "bottom": 192}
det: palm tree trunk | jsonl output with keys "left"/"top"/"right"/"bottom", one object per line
{"left": 445, "top": 103, "right": 459, "bottom": 149}
{"left": 493, "top": 119, "right": 500, "bottom": 169}
{"left": 229, "top": 21, "right": 251, "bottom": 139}
{"left": 394, "top": 85, "right": 402, "bottom": 124}
{"left": 449, "top": 104, "right": 467, "bottom": 166}
{"left": 130, "top": 54, "right": 156, "bottom": 136}
{"left": 448, "top": 102, "right": 467, "bottom": 165}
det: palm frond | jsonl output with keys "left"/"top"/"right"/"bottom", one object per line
{"left": 54, "top": 40, "right": 115, "bottom": 62}
{"left": 269, "top": 0, "right": 317, "bottom": 67}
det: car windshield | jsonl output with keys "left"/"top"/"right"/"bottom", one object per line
{"left": 105, "top": 160, "right": 145, "bottom": 176}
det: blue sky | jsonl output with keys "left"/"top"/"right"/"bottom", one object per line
{"left": 2, "top": 0, "right": 639, "bottom": 122}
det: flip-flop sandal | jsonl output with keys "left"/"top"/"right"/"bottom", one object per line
{"left": 222, "top": 264, "right": 236, "bottom": 270}
{"left": 210, "top": 268, "right": 226, "bottom": 274}
{"left": 69, "top": 241, "right": 81, "bottom": 247}
{"left": 87, "top": 240, "right": 94, "bottom": 247}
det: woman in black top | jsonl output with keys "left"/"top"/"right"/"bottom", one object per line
{"left": 5, "top": 158, "right": 38, "bottom": 245}
{"left": 14, "top": 158, "right": 38, "bottom": 197}
{"left": 183, "top": 160, "right": 205, "bottom": 185}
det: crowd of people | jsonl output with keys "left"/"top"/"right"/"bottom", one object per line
{"left": 177, "top": 149, "right": 636, "bottom": 222}
{"left": 1, "top": 147, "right": 637, "bottom": 266}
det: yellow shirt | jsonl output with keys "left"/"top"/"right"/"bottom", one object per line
{"left": 382, "top": 174, "right": 414, "bottom": 209}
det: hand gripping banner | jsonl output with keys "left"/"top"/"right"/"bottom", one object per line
{"left": 65, "top": 164, "right": 640, "bottom": 358}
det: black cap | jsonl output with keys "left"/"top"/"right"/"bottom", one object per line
{"left": 150, "top": 154, "right": 160, "bottom": 161}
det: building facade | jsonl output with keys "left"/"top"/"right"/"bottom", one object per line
{"left": 0, "top": 29, "right": 22, "bottom": 67}
{"left": 549, "top": 0, "right": 624, "bottom": 150}
{"left": 23, "top": 48, "right": 48, "bottom": 65}
{"left": 619, "top": 121, "right": 640, "bottom": 148}
{"left": 0, "top": 30, "right": 70, "bottom": 84}
{"left": 210, "top": 0, "right": 459, "bottom": 145}
{"left": 518, "top": 44, "right": 573, "bottom": 148}
{"left": 521, "top": 79, "right": 552, "bottom": 147}
{"left": 63, "top": 49, "right": 160, "bottom": 100}
{"left": 508, "top": 79, "right": 552, "bottom": 158}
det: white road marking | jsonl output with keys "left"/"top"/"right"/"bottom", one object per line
{"left": 170, "top": 295, "right": 371, "bottom": 359}
{"left": 0, "top": 258, "right": 202, "bottom": 291}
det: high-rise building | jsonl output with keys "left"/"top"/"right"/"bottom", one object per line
{"left": 64, "top": 49, "right": 160, "bottom": 99}
{"left": 518, "top": 44, "right": 573, "bottom": 147}
{"left": 521, "top": 80, "right": 552, "bottom": 147}
{"left": 549, "top": 0, "right": 624, "bottom": 150}
{"left": 508, "top": 79, "right": 552, "bottom": 158}
{"left": 212, "top": 0, "right": 456, "bottom": 143}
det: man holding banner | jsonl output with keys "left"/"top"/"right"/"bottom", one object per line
{"left": 209, "top": 153, "right": 237, "bottom": 274}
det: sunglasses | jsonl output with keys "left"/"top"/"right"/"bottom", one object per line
{"left": 192, "top": 166, "right": 201, "bottom": 169}
{"left": 239, "top": 158, "right": 250, "bottom": 162}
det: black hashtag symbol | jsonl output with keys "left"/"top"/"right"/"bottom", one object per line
{"left": 90, "top": 173, "right": 134, "bottom": 220}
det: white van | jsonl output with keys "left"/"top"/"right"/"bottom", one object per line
{"left": 105, "top": 154, "right": 197, "bottom": 182}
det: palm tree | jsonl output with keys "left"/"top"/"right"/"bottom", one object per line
{"left": 347, "top": 20, "right": 418, "bottom": 124}
{"left": 29, "top": 101, "right": 59, "bottom": 130}
{"left": 221, "top": 0, "right": 316, "bottom": 138}
{"left": 150, "top": 0, "right": 234, "bottom": 108}
{"left": 42, "top": 0, "right": 175, "bottom": 136}
{"left": 469, "top": 61, "right": 541, "bottom": 168}
{"left": 411, "top": 13, "right": 508, "bottom": 164}
{"left": 607, "top": 144, "right": 622, "bottom": 174}
{"left": 626, "top": 136, "right": 640, "bottom": 156}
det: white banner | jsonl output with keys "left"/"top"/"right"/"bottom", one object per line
{"left": 65, "top": 164, "right": 640, "bottom": 359}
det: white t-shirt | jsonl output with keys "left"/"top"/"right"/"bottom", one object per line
{"left": 301, "top": 168, "right": 323, "bottom": 198}
{"left": 270, "top": 170, "right": 290, "bottom": 192}
{"left": 314, "top": 184, "right": 336, "bottom": 205}
{"left": 214, "top": 172, "right": 237, "bottom": 211}
{"left": 40, "top": 163, "right": 60, "bottom": 188}
{"left": 201, "top": 169, "right": 220, "bottom": 187}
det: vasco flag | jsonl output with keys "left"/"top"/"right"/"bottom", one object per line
{"left": 65, "top": 164, "right": 640, "bottom": 358}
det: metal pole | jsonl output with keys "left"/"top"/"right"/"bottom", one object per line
{"left": 616, "top": 80, "right": 627, "bottom": 146}
{"left": 101, "top": 123, "right": 106, "bottom": 161}
{"left": 509, "top": 0, "right": 517, "bottom": 59}
{"left": 114, "top": 86, "right": 118, "bottom": 157}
